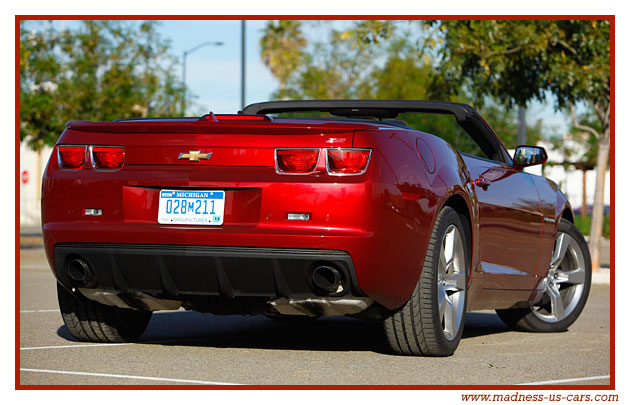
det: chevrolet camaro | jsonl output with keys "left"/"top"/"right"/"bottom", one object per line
{"left": 42, "top": 100, "right": 591, "bottom": 356}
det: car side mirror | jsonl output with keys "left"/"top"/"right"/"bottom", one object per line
{"left": 513, "top": 145, "right": 548, "bottom": 168}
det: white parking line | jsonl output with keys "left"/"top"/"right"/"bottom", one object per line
{"left": 519, "top": 375, "right": 611, "bottom": 385}
{"left": 20, "top": 337, "right": 211, "bottom": 351}
{"left": 20, "top": 368, "right": 240, "bottom": 385}
{"left": 20, "top": 309, "right": 59, "bottom": 313}
{"left": 21, "top": 343, "right": 130, "bottom": 351}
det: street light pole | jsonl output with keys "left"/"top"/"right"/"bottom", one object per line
{"left": 241, "top": 20, "right": 246, "bottom": 110}
{"left": 181, "top": 41, "right": 223, "bottom": 116}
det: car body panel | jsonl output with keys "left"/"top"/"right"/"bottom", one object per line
{"left": 462, "top": 154, "right": 543, "bottom": 290}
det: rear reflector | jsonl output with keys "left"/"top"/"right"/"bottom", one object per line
{"left": 275, "top": 149, "right": 320, "bottom": 174}
{"left": 91, "top": 146, "right": 125, "bottom": 170}
{"left": 326, "top": 148, "right": 371, "bottom": 175}
{"left": 58, "top": 145, "right": 86, "bottom": 169}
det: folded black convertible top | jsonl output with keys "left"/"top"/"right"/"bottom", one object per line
{"left": 240, "top": 100, "right": 479, "bottom": 121}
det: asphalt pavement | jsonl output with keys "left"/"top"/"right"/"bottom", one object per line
{"left": 18, "top": 244, "right": 611, "bottom": 386}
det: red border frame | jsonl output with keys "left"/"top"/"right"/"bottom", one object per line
{"left": 15, "top": 14, "right": 615, "bottom": 390}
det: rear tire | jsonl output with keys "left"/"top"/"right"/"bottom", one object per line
{"left": 57, "top": 283, "right": 152, "bottom": 343}
{"left": 383, "top": 206, "right": 469, "bottom": 356}
{"left": 496, "top": 219, "right": 591, "bottom": 332}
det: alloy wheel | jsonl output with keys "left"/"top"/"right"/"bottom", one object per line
{"left": 530, "top": 232, "right": 587, "bottom": 322}
{"left": 437, "top": 225, "right": 467, "bottom": 340}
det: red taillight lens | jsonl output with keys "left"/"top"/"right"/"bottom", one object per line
{"left": 276, "top": 149, "right": 320, "bottom": 174}
{"left": 326, "top": 148, "right": 371, "bottom": 175}
{"left": 58, "top": 145, "right": 86, "bottom": 169}
{"left": 91, "top": 146, "right": 125, "bottom": 170}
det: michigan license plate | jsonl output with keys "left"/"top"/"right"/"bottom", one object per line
{"left": 158, "top": 190, "right": 225, "bottom": 225}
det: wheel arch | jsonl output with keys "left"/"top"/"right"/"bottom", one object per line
{"left": 439, "top": 191, "right": 475, "bottom": 280}
{"left": 561, "top": 207, "right": 574, "bottom": 223}
{"left": 442, "top": 192, "right": 472, "bottom": 233}
{"left": 555, "top": 188, "right": 573, "bottom": 225}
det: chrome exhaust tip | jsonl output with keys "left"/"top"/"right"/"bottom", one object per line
{"left": 67, "top": 258, "right": 93, "bottom": 285}
{"left": 311, "top": 265, "right": 343, "bottom": 294}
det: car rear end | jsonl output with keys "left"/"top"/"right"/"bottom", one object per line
{"left": 42, "top": 114, "right": 417, "bottom": 317}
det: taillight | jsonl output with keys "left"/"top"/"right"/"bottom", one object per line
{"left": 58, "top": 145, "right": 86, "bottom": 169}
{"left": 215, "top": 114, "right": 270, "bottom": 121}
{"left": 275, "top": 149, "right": 320, "bottom": 174}
{"left": 326, "top": 148, "right": 371, "bottom": 175}
{"left": 91, "top": 146, "right": 125, "bottom": 170}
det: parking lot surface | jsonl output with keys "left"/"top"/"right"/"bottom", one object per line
{"left": 19, "top": 246, "right": 611, "bottom": 386}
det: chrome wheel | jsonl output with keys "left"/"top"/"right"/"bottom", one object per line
{"left": 437, "top": 225, "right": 467, "bottom": 340}
{"left": 530, "top": 232, "right": 587, "bottom": 323}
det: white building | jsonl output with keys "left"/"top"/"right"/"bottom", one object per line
{"left": 20, "top": 143, "right": 53, "bottom": 226}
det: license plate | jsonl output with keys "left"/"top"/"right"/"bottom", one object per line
{"left": 158, "top": 190, "right": 225, "bottom": 225}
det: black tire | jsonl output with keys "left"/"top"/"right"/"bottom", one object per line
{"left": 496, "top": 219, "right": 591, "bottom": 332}
{"left": 57, "top": 283, "right": 152, "bottom": 343}
{"left": 383, "top": 206, "right": 469, "bottom": 356}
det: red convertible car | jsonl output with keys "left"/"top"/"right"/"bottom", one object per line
{"left": 42, "top": 100, "right": 591, "bottom": 356}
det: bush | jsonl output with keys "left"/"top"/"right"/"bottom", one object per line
{"left": 573, "top": 215, "right": 610, "bottom": 239}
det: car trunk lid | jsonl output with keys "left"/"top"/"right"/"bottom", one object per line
{"left": 62, "top": 116, "right": 366, "bottom": 167}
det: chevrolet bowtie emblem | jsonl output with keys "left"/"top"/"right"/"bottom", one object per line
{"left": 178, "top": 150, "right": 212, "bottom": 162}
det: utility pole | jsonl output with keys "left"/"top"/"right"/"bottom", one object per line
{"left": 241, "top": 20, "right": 246, "bottom": 110}
{"left": 517, "top": 105, "right": 527, "bottom": 146}
{"left": 181, "top": 41, "right": 224, "bottom": 116}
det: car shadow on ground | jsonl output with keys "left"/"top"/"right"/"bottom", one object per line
{"left": 56, "top": 311, "right": 510, "bottom": 354}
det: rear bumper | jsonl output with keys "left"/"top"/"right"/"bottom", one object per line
{"left": 54, "top": 243, "right": 365, "bottom": 298}
{"left": 54, "top": 243, "right": 375, "bottom": 316}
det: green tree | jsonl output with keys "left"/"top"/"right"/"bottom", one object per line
{"left": 277, "top": 27, "right": 383, "bottom": 100}
{"left": 427, "top": 19, "right": 610, "bottom": 269}
{"left": 260, "top": 21, "right": 307, "bottom": 93}
{"left": 20, "top": 20, "right": 186, "bottom": 151}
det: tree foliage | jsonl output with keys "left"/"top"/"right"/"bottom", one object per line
{"left": 260, "top": 20, "right": 306, "bottom": 91}
{"left": 20, "top": 20, "right": 186, "bottom": 150}
{"left": 426, "top": 20, "right": 610, "bottom": 110}
{"left": 269, "top": 25, "right": 382, "bottom": 100}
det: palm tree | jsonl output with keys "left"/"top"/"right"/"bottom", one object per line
{"left": 260, "top": 21, "right": 306, "bottom": 92}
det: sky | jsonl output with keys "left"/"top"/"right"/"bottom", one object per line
{"left": 158, "top": 20, "right": 276, "bottom": 115}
